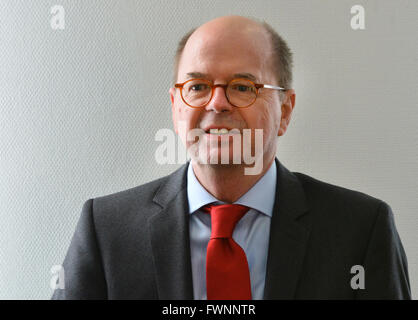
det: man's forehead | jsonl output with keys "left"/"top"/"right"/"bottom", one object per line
{"left": 186, "top": 22, "right": 268, "bottom": 54}
{"left": 192, "top": 15, "right": 265, "bottom": 39}
{"left": 178, "top": 27, "right": 271, "bottom": 81}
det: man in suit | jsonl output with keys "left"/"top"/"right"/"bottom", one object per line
{"left": 52, "top": 15, "right": 411, "bottom": 299}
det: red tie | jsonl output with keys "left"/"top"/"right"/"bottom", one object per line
{"left": 203, "top": 204, "right": 252, "bottom": 300}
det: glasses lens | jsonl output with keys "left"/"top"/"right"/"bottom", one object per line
{"left": 182, "top": 79, "right": 212, "bottom": 107}
{"left": 227, "top": 79, "right": 257, "bottom": 107}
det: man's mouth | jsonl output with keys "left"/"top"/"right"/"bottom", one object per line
{"left": 207, "top": 128, "right": 233, "bottom": 135}
{"left": 202, "top": 125, "right": 242, "bottom": 135}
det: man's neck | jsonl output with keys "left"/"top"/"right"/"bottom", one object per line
{"left": 191, "top": 156, "right": 275, "bottom": 203}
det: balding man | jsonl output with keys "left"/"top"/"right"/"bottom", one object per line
{"left": 52, "top": 16, "right": 411, "bottom": 300}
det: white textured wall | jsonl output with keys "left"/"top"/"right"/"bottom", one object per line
{"left": 0, "top": 0, "right": 417, "bottom": 299}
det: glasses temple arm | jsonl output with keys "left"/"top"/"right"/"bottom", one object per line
{"left": 262, "top": 84, "right": 287, "bottom": 91}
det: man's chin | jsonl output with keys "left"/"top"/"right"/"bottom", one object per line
{"left": 189, "top": 144, "right": 265, "bottom": 175}
{"left": 188, "top": 141, "right": 260, "bottom": 166}
{"left": 200, "top": 145, "right": 239, "bottom": 165}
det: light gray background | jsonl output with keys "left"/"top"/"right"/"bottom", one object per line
{"left": 0, "top": 0, "right": 416, "bottom": 299}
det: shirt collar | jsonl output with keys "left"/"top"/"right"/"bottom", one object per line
{"left": 187, "top": 160, "right": 277, "bottom": 217}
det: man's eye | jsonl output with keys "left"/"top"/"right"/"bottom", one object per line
{"left": 191, "top": 84, "right": 208, "bottom": 91}
{"left": 232, "top": 85, "right": 251, "bottom": 92}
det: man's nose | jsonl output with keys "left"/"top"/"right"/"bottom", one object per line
{"left": 205, "top": 86, "right": 234, "bottom": 113}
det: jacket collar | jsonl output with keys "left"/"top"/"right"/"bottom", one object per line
{"left": 148, "top": 162, "right": 193, "bottom": 299}
{"left": 263, "top": 158, "right": 311, "bottom": 299}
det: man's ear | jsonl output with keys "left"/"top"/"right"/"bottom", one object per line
{"left": 169, "top": 87, "right": 178, "bottom": 134}
{"left": 278, "top": 89, "right": 296, "bottom": 136}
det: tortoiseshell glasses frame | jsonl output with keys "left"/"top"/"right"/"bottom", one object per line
{"left": 174, "top": 78, "right": 287, "bottom": 108}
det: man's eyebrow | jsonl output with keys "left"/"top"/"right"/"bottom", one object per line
{"left": 184, "top": 72, "right": 258, "bottom": 82}
{"left": 232, "top": 73, "right": 258, "bottom": 82}
{"left": 186, "top": 72, "right": 208, "bottom": 79}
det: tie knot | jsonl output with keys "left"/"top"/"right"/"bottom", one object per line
{"left": 203, "top": 204, "right": 249, "bottom": 239}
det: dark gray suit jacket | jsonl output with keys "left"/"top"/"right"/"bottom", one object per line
{"left": 52, "top": 159, "right": 411, "bottom": 299}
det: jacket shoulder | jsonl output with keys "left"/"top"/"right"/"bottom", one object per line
{"left": 95, "top": 174, "right": 168, "bottom": 207}
{"left": 86, "top": 174, "right": 170, "bottom": 230}
{"left": 87, "top": 162, "right": 188, "bottom": 226}
{"left": 292, "top": 171, "right": 387, "bottom": 218}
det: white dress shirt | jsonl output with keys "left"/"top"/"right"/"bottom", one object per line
{"left": 187, "top": 160, "right": 277, "bottom": 299}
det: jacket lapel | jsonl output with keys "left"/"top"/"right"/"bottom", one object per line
{"left": 147, "top": 159, "right": 311, "bottom": 299}
{"left": 263, "top": 158, "right": 311, "bottom": 299}
{"left": 148, "top": 162, "right": 194, "bottom": 299}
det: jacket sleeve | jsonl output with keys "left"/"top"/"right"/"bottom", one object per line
{"left": 51, "top": 199, "right": 108, "bottom": 299}
{"left": 356, "top": 201, "right": 411, "bottom": 299}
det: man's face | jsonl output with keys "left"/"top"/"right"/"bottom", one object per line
{"left": 170, "top": 18, "right": 294, "bottom": 168}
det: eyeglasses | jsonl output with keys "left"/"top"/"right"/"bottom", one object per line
{"left": 174, "top": 78, "right": 287, "bottom": 108}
